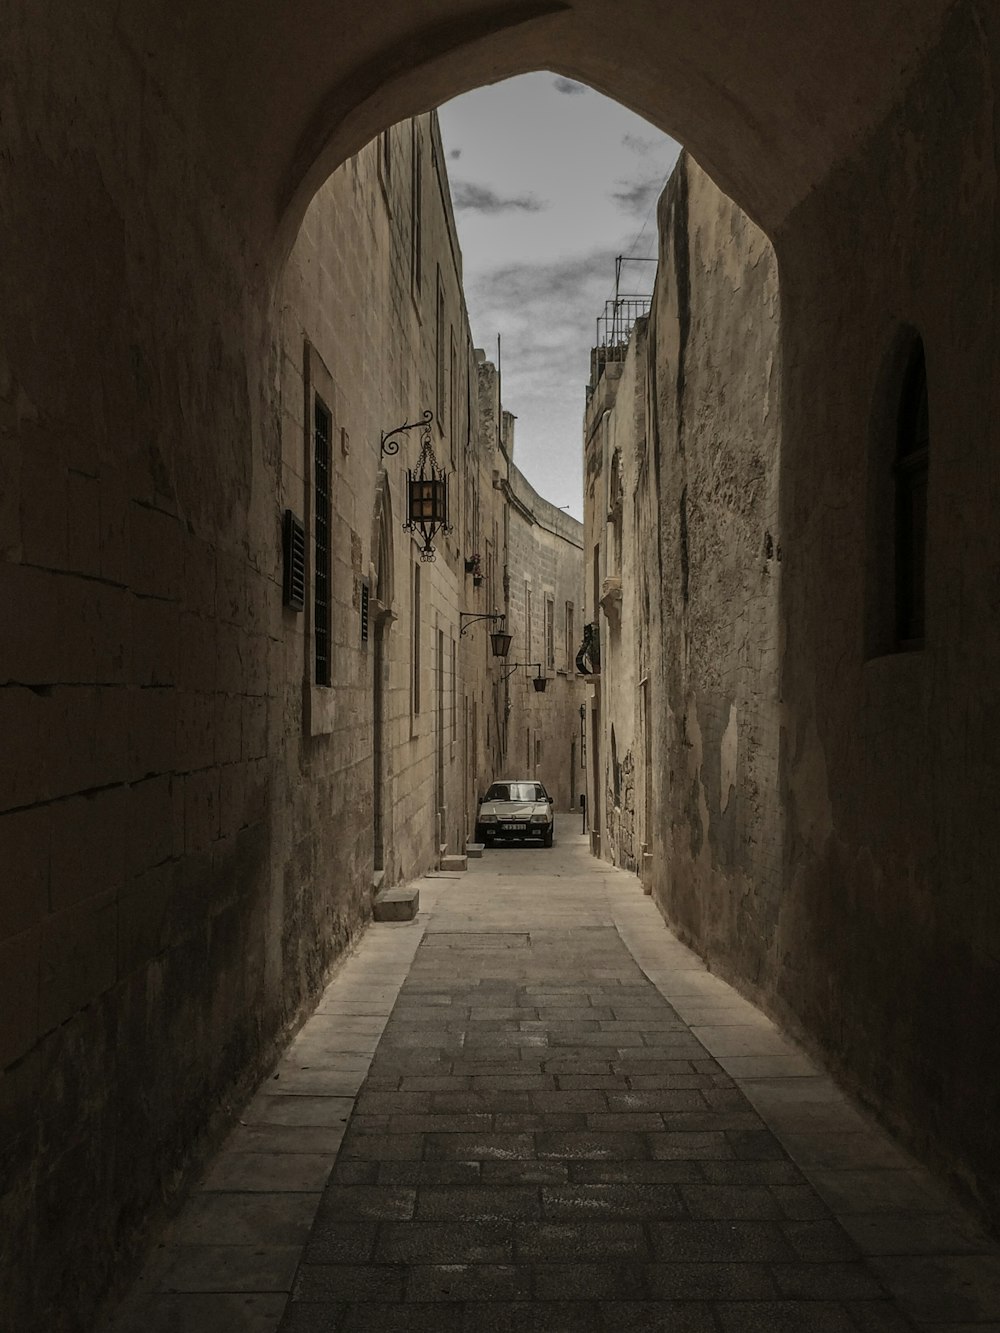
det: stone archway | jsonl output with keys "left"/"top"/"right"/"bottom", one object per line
{"left": 4, "top": 3, "right": 1000, "bottom": 1325}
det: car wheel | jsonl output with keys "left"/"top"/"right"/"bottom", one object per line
{"left": 543, "top": 826, "right": 553, "bottom": 847}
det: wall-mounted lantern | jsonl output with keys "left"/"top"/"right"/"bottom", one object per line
{"left": 501, "top": 661, "right": 548, "bottom": 692}
{"left": 381, "top": 409, "right": 451, "bottom": 562}
{"left": 460, "top": 611, "right": 512, "bottom": 658}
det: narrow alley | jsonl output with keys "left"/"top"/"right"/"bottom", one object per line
{"left": 108, "top": 821, "right": 1000, "bottom": 1332}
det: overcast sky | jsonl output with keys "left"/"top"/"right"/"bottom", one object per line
{"left": 437, "top": 74, "right": 681, "bottom": 520}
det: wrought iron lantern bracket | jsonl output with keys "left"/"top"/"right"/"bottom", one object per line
{"left": 381, "top": 409, "right": 452, "bottom": 562}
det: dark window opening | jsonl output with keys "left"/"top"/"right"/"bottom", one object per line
{"left": 895, "top": 341, "right": 929, "bottom": 646}
{"left": 314, "top": 399, "right": 332, "bottom": 685}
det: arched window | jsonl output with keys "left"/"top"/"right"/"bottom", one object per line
{"left": 894, "top": 340, "right": 929, "bottom": 645}
{"left": 865, "top": 329, "right": 930, "bottom": 657}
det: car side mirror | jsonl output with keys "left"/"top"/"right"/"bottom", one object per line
{"left": 547, "top": 795, "right": 553, "bottom": 804}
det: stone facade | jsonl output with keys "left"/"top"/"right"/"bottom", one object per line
{"left": 499, "top": 430, "right": 588, "bottom": 810}
{"left": 0, "top": 111, "right": 583, "bottom": 1330}
{"left": 586, "top": 133, "right": 1000, "bottom": 1232}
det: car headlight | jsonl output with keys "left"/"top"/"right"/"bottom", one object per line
{"left": 479, "top": 813, "right": 497, "bottom": 823}
{"left": 530, "top": 813, "right": 549, "bottom": 823}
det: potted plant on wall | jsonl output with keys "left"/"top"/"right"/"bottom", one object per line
{"left": 466, "top": 553, "right": 483, "bottom": 586}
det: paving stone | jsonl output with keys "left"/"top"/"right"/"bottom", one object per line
{"left": 540, "top": 1183, "right": 685, "bottom": 1219}
{"left": 406, "top": 1263, "right": 530, "bottom": 1300}
{"left": 314, "top": 1185, "right": 416, "bottom": 1219}
{"left": 514, "top": 1220, "right": 650, "bottom": 1261}
{"left": 414, "top": 1185, "right": 542, "bottom": 1220}
{"left": 292, "top": 1265, "right": 405, "bottom": 1303}
{"left": 114, "top": 1293, "right": 289, "bottom": 1333}
{"left": 109, "top": 837, "right": 1000, "bottom": 1333}
{"left": 713, "top": 1301, "right": 860, "bottom": 1331}
{"left": 155, "top": 1244, "right": 301, "bottom": 1293}
{"left": 646, "top": 1260, "right": 779, "bottom": 1299}
{"left": 303, "top": 1221, "right": 378, "bottom": 1264}
{"left": 460, "top": 1301, "right": 605, "bottom": 1332}
{"left": 530, "top": 1260, "right": 648, "bottom": 1299}
{"left": 597, "top": 1303, "right": 719, "bottom": 1331}
{"left": 650, "top": 1218, "right": 797, "bottom": 1263}
{"left": 373, "top": 1220, "right": 513, "bottom": 1263}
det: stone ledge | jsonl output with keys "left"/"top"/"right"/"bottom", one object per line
{"left": 439, "top": 854, "right": 468, "bottom": 872}
{"left": 466, "top": 842, "right": 485, "bottom": 858}
{"left": 373, "top": 887, "right": 419, "bottom": 922}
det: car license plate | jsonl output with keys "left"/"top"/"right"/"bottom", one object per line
{"left": 505, "top": 822, "right": 526, "bottom": 831}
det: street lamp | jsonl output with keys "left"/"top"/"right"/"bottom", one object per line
{"left": 459, "top": 612, "right": 512, "bottom": 658}
{"left": 501, "top": 662, "right": 548, "bottom": 692}
{"left": 381, "top": 410, "right": 451, "bottom": 562}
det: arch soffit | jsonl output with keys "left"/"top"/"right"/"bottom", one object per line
{"left": 253, "top": 0, "right": 958, "bottom": 262}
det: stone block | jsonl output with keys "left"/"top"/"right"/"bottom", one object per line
{"left": 51, "top": 786, "right": 128, "bottom": 910}
{"left": 118, "top": 862, "right": 173, "bottom": 977}
{"left": 373, "top": 888, "right": 419, "bottom": 921}
{"left": 20, "top": 456, "right": 68, "bottom": 568}
{"left": 38, "top": 889, "right": 117, "bottom": 1034}
{"left": 128, "top": 502, "right": 182, "bottom": 601}
{"left": 439, "top": 854, "right": 467, "bottom": 871}
{"left": 184, "top": 767, "right": 221, "bottom": 853}
{"left": 127, "top": 686, "right": 177, "bottom": 782}
{"left": 131, "top": 595, "right": 180, "bottom": 688}
{"left": 1, "top": 804, "right": 50, "bottom": 940}
{"left": 466, "top": 841, "right": 484, "bottom": 857}
{"left": 0, "top": 926, "right": 40, "bottom": 1066}
{"left": 66, "top": 471, "right": 102, "bottom": 579}
{"left": 126, "top": 775, "right": 175, "bottom": 877}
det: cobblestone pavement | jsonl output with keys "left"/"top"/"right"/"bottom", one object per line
{"left": 109, "top": 820, "right": 1000, "bottom": 1332}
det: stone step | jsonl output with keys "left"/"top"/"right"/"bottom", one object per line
{"left": 439, "top": 854, "right": 468, "bottom": 872}
{"left": 373, "top": 887, "right": 419, "bottom": 922}
{"left": 466, "top": 842, "right": 485, "bottom": 858}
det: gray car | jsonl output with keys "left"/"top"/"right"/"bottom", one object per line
{"left": 475, "top": 780, "right": 554, "bottom": 847}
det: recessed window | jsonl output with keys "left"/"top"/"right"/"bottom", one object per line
{"left": 314, "top": 399, "right": 332, "bottom": 686}
{"left": 895, "top": 340, "right": 929, "bottom": 646}
{"left": 865, "top": 329, "right": 930, "bottom": 658}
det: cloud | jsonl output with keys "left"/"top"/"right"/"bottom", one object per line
{"left": 610, "top": 176, "right": 664, "bottom": 216}
{"left": 622, "top": 132, "right": 656, "bottom": 155}
{"left": 451, "top": 181, "right": 546, "bottom": 214}
{"left": 552, "top": 77, "right": 586, "bottom": 95}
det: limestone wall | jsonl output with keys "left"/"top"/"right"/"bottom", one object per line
{"left": 771, "top": 1, "right": 1000, "bottom": 1219}
{"left": 0, "top": 107, "right": 522, "bottom": 1329}
{"left": 587, "top": 4, "right": 1000, "bottom": 1225}
{"left": 502, "top": 460, "right": 588, "bottom": 810}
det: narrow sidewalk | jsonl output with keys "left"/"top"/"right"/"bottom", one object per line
{"left": 108, "top": 819, "right": 1000, "bottom": 1332}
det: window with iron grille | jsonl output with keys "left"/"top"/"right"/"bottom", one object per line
{"left": 545, "top": 597, "right": 554, "bottom": 671}
{"left": 314, "top": 399, "right": 332, "bottom": 686}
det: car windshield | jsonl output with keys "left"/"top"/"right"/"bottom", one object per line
{"left": 486, "top": 782, "right": 544, "bottom": 802}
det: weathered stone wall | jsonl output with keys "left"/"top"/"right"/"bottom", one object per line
{"left": 280, "top": 114, "right": 481, "bottom": 889}
{"left": 502, "top": 459, "right": 588, "bottom": 810}
{"left": 588, "top": 0, "right": 1000, "bottom": 1226}
{"left": 583, "top": 319, "right": 655, "bottom": 874}
{"left": 0, "top": 12, "right": 290, "bottom": 1326}
{"left": 0, "top": 101, "right": 515, "bottom": 1329}
{"left": 771, "top": 2, "right": 1000, "bottom": 1219}
{"left": 643, "top": 155, "right": 784, "bottom": 975}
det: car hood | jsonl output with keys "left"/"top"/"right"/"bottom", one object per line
{"left": 480, "top": 801, "right": 547, "bottom": 818}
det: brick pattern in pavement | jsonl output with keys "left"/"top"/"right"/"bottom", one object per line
{"left": 280, "top": 925, "right": 913, "bottom": 1332}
